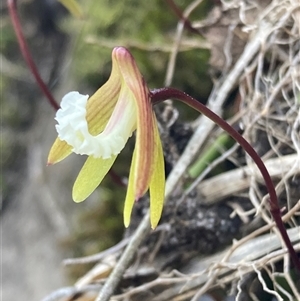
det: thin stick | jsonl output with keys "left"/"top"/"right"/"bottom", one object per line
{"left": 7, "top": 0, "right": 60, "bottom": 111}
{"left": 41, "top": 284, "right": 102, "bottom": 301}
{"left": 95, "top": 212, "right": 151, "bottom": 301}
{"left": 151, "top": 87, "right": 300, "bottom": 272}
{"left": 164, "top": 0, "right": 204, "bottom": 87}
{"left": 63, "top": 237, "right": 131, "bottom": 266}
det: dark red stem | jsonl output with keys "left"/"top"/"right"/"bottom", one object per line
{"left": 7, "top": 0, "right": 60, "bottom": 111}
{"left": 151, "top": 87, "right": 300, "bottom": 271}
{"left": 165, "top": 0, "right": 201, "bottom": 35}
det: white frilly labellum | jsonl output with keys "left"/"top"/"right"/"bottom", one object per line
{"left": 55, "top": 91, "right": 135, "bottom": 159}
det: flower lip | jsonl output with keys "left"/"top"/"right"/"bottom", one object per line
{"left": 55, "top": 91, "right": 136, "bottom": 159}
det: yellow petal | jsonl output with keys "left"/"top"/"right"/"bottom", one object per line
{"left": 58, "top": 0, "right": 83, "bottom": 18}
{"left": 72, "top": 155, "right": 117, "bottom": 202}
{"left": 123, "top": 149, "right": 137, "bottom": 227}
{"left": 149, "top": 122, "right": 165, "bottom": 229}
{"left": 113, "top": 47, "right": 155, "bottom": 198}
{"left": 86, "top": 55, "right": 121, "bottom": 135}
{"left": 48, "top": 138, "right": 72, "bottom": 165}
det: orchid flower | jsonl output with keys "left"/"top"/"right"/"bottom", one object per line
{"left": 48, "top": 47, "right": 165, "bottom": 229}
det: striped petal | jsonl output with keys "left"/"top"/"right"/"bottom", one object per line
{"left": 48, "top": 138, "right": 72, "bottom": 164}
{"left": 73, "top": 155, "right": 117, "bottom": 202}
{"left": 113, "top": 47, "right": 156, "bottom": 199}
{"left": 85, "top": 56, "right": 121, "bottom": 135}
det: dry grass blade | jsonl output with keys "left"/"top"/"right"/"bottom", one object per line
{"left": 117, "top": 227, "right": 300, "bottom": 301}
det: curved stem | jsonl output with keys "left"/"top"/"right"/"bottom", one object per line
{"left": 151, "top": 87, "right": 300, "bottom": 271}
{"left": 7, "top": 0, "right": 60, "bottom": 111}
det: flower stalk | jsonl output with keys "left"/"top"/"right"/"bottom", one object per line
{"left": 151, "top": 87, "right": 300, "bottom": 272}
